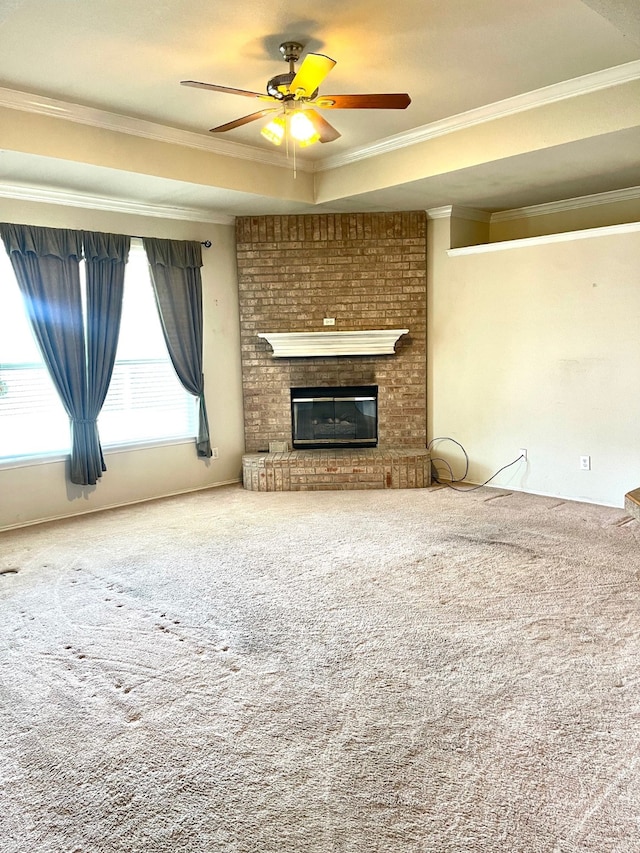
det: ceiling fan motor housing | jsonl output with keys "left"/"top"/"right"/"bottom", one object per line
{"left": 266, "top": 72, "right": 319, "bottom": 101}
{"left": 266, "top": 72, "right": 295, "bottom": 99}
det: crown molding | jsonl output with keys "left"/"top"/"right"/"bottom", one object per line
{"left": 448, "top": 220, "right": 640, "bottom": 256}
{"left": 3, "top": 59, "right": 640, "bottom": 179}
{"left": 429, "top": 187, "right": 640, "bottom": 225}
{"left": 0, "top": 182, "right": 235, "bottom": 224}
{"left": 491, "top": 185, "right": 640, "bottom": 221}
{"left": 316, "top": 59, "right": 640, "bottom": 172}
{"left": 0, "top": 86, "right": 314, "bottom": 173}
{"left": 426, "top": 206, "right": 454, "bottom": 220}
{"left": 426, "top": 206, "right": 491, "bottom": 222}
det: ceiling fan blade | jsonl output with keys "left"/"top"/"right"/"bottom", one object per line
{"left": 181, "top": 80, "right": 274, "bottom": 101}
{"left": 304, "top": 109, "right": 341, "bottom": 143}
{"left": 209, "top": 108, "right": 279, "bottom": 133}
{"left": 315, "top": 93, "right": 411, "bottom": 110}
{"left": 290, "top": 53, "right": 336, "bottom": 99}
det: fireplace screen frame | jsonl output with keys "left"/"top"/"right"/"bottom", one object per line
{"left": 290, "top": 385, "right": 378, "bottom": 449}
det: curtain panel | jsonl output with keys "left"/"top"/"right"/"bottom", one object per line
{"left": 82, "top": 231, "right": 130, "bottom": 480}
{"left": 0, "top": 223, "right": 129, "bottom": 485}
{"left": 143, "top": 237, "right": 211, "bottom": 458}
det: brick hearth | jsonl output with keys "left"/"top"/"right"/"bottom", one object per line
{"left": 242, "top": 448, "right": 431, "bottom": 491}
{"left": 625, "top": 488, "right": 640, "bottom": 522}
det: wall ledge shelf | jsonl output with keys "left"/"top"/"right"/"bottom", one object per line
{"left": 257, "top": 330, "right": 409, "bottom": 358}
{"left": 447, "top": 219, "right": 640, "bottom": 256}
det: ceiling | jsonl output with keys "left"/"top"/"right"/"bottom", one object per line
{"left": 1, "top": 0, "right": 640, "bottom": 220}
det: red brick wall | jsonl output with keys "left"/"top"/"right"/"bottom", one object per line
{"left": 236, "top": 212, "right": 427, "bottom": 452}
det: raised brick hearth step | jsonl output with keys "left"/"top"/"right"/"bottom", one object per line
{"left": 625, "top": 488, "right": 640, "bottom": 522}
{"left": 242, "top": 448, "right": 431, "bottom": 492}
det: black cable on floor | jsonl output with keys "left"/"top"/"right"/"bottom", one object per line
{"left": 427, "top": 436, "right": 525, "bottom": 493}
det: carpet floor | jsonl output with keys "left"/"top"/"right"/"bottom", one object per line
{"left": 1, "top": 484, "right": 640, "bottom": 852}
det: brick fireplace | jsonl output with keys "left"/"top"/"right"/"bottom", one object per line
{"left": 236, "top": 211, "right": 429, "bottom": 490}
{"left": 236, "top": 211, "right": 427, "bottom": 460}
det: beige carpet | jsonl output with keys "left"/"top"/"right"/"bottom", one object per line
{"left": 1, "top": 484, "right": 640, "bottom": 852}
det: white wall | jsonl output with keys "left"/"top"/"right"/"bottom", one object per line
{"left": 4, "top": 199, "right": 638, "bottom": 521}
{"left": 0, "top": 199, "right": 244, "bottom": 529}
{"left": 428, "top": 214, "right": 640, "bottom": 507}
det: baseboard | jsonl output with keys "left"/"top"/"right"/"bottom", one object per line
{"left": 0, "top": 479, "right": 241, "bottom": 532}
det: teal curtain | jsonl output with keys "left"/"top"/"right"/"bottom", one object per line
{"left": 143, "top": 238, "right": 211, "bottom": 458}
{"left": 0, "top": 223, "right": 129, "bottom": 485}
{"left": 82, "top": 231, "right": 130, "bottom": 478}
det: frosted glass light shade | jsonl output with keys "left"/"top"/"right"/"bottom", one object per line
{"left": 261, "top": 115, "right": 286, "bottom": 146}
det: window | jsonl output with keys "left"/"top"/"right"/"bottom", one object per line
{"left": 0, "top": 238, "right": 197, "bottom": 462}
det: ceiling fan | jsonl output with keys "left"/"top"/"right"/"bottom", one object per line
{"left": 181, "top": 41, "right": 411, "bottom": 148}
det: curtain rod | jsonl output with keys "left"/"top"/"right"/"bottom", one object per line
{"left": 132, "top": 237, "right": 211, "bottom": 248}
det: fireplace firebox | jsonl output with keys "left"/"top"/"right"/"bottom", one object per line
{"left": 290, "top": 386, "right": 378, "bottom": 449}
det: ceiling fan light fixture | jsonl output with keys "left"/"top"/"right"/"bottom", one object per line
{"left": 261, "top": 114, "right": 286, "bottom": 146}
{"left": 184, "top": 40, "right": 411, "bottom": 145}
{"left": 289, "top": 110, "right": 320, "bottom": 146}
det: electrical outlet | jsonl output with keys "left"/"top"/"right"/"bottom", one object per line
{"left": 323, "top": 317, "right": 336, "bottom": 326}
{"left": 212, "top": 447, "right": 219, "bottom": 459}
{"left": 519, "top": 448, "right": 528, "bottom": 461}
{"left": 580, "top": 455, "right": 590, "bottom": 470}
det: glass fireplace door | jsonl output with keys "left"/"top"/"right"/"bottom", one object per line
{"left": 291, "top": 386, "right": 378, "bottom": 449}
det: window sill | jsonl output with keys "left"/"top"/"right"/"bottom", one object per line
{"left": 0, "top": 435, "right": 196, "bottom": 471}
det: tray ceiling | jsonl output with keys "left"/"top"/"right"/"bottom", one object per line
{"left": 1, "top": 0, "right": 639, "bottom": 218}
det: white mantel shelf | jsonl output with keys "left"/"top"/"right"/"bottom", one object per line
{"left": 257, "top": 329, "right": 409, "bottom": 358}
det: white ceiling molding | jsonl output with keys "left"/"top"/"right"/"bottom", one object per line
{"left": 491, "top": 185, "right": 640, "bottom": 221}
{"left": 5, "top": 182, "right": 632, "bottom": 227}
{"left": 258, "top": 330, "right": 409, "bottom": 357}
{"left": 426, "top": 206, "right": 455, "bottom": 219}
{"left": 316, "top": 59, "right": 640, "bottom": 172}
{"left": 448, "top": 220, "right": 640, "bottom": 255}
{"left": 0, "top": 86, "right": 313, "bottom": 172}
{"left": 2, "top": 59, "right": 640, "bottom": 180}
{"left": 426, "top": 206, "right": 491, "bottom": 222}
{"left": 0, "top": 182, "right": 235, "bottom": 224}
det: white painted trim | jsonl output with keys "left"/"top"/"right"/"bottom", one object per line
{"left": 0, "top": 86, "right": 314, "bottom": 173}
{"left": 0, "top": 182, "right": 235, "bottom": 224}
{"left": 431, "top": 188, "right": 640, "bottom": 226}
{"left": 426, "top": 206, "right": 454, "bottom": 220}
{"left": 258, "top": 329, "right": 409, "bottom": 357}
{"left": 3, "top": 59, "right": 640, "bottom": 177}
{"left": 1, "top": 161, "right": 635, "bottom": 232}
{"left": 317, "top": 59, "right": 640, "bottom": 171}
{"left": 491, "top": 185, "right": 640, "bottom": 222}
{"left": 447, "top": 220, "right": 640, "bottom": 256}
{"left": 15, "top": 178, "right": 636, "bottom": 228}
{"left": 0, "top": 479, "right": 242, "bottom": 533}
{"left": 0, "top": 436, "right": 198, "bottom": 472}
{"left": 426, "top": 205, "right": 491, "bottom": 222}
{"left": 451, "top": 482, "right": 622, "bottom": 509}
{"left": 0, "top": 451, "right": 67, "bottom": 471}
